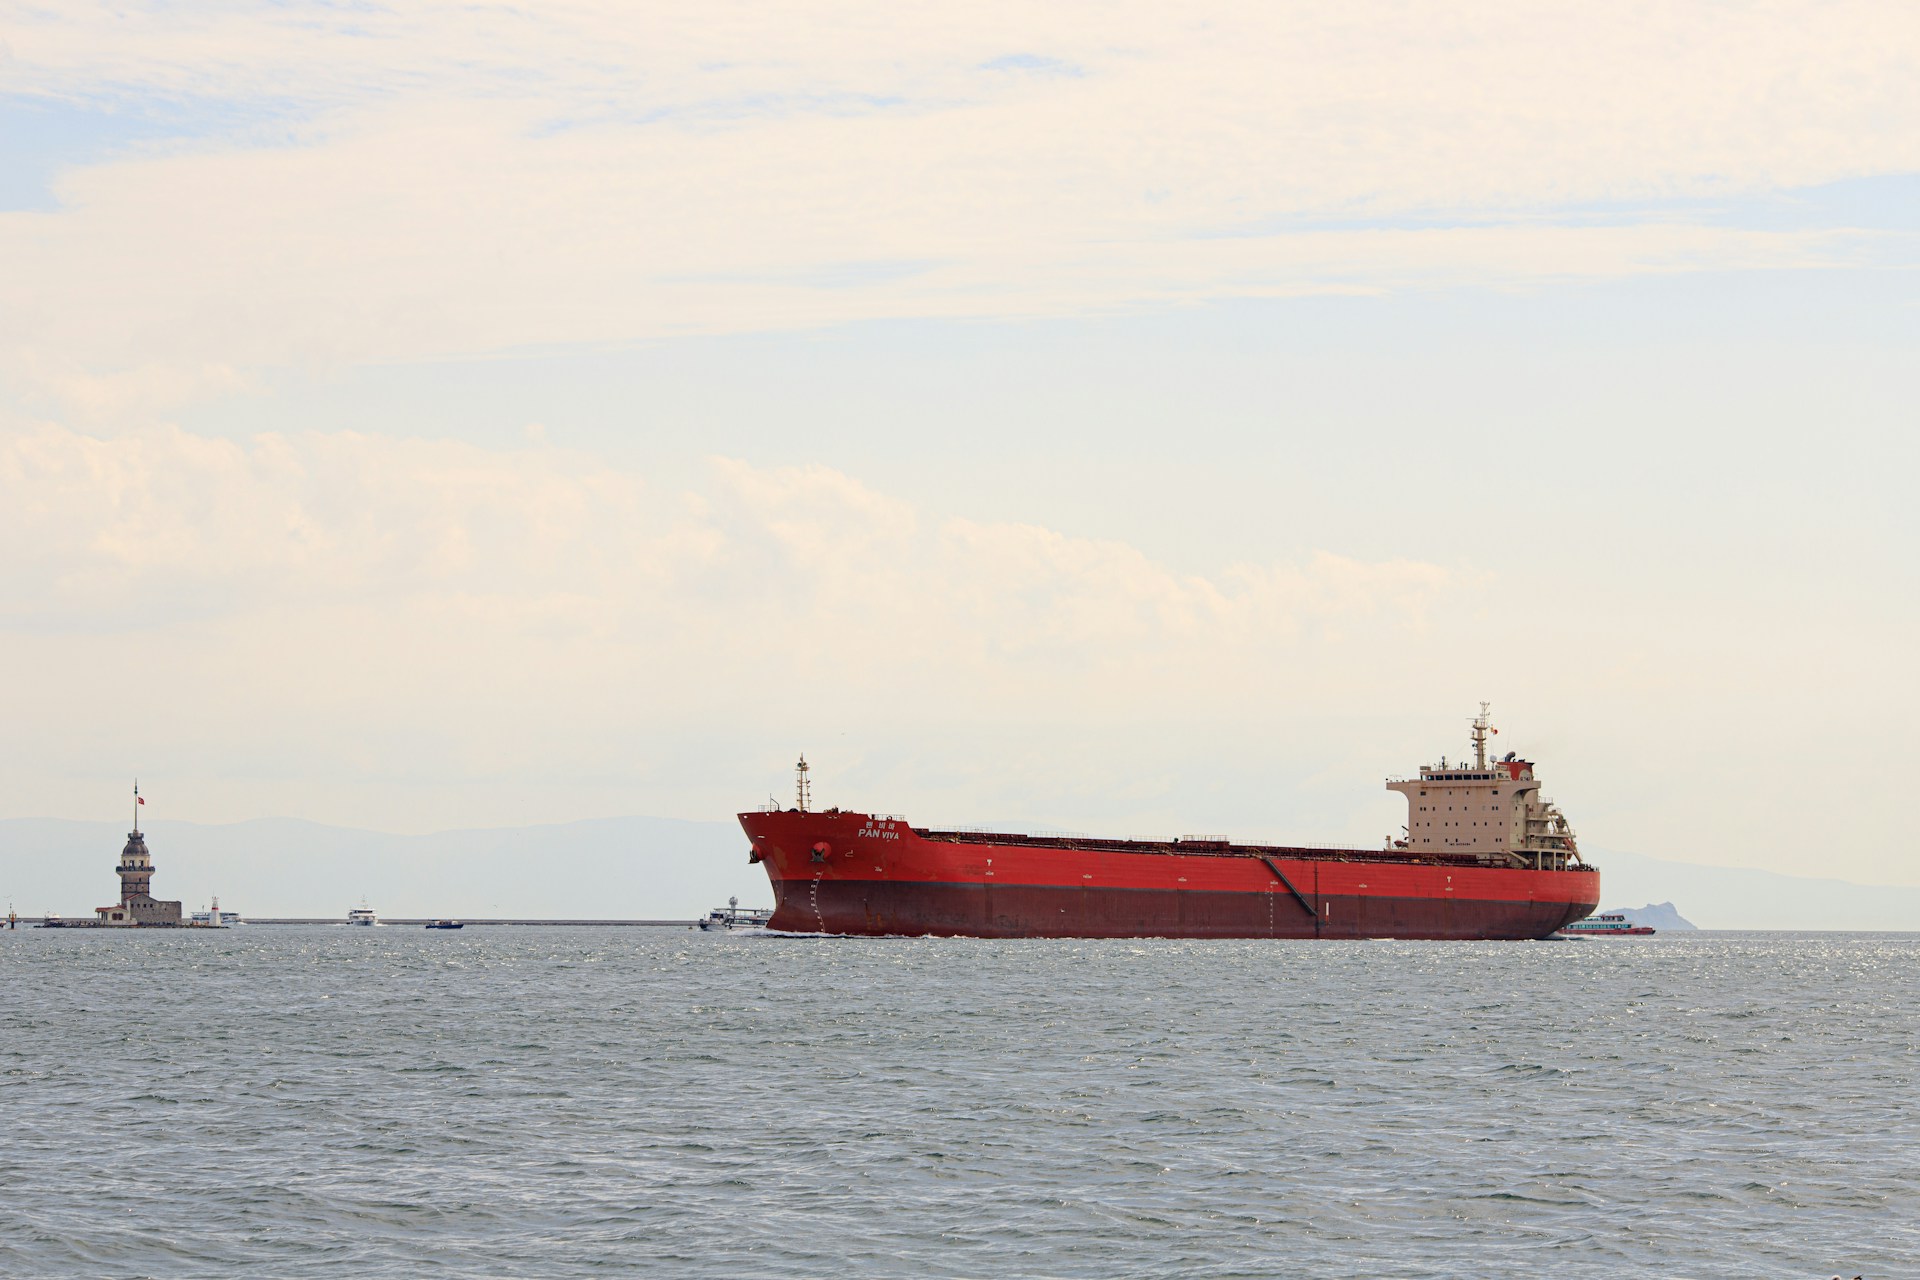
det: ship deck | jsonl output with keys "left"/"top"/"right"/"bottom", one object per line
{"left": 911, "top": 827, "right": 1591, "bottom": 871}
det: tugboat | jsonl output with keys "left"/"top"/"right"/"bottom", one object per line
{"left": 699, "top": 897, "right": 774, "bottom": 931}
{"left": 1557, "top": 913, "right": 1655, "bottom": 937}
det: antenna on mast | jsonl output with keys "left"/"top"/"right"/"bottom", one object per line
{"left": 796, "top": 754, "right": 811, "bottom": 813}
{"left": 133, "top": 779, "right": 140, "bottom": 835}
{"left": 1471, "top": 703, "right": 1492, "bottom": 770}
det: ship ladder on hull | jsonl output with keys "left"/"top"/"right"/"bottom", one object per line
{"left": 1260, "top": 857, "right": 1321, "bottom": 937}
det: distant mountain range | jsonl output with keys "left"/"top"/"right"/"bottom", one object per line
{"left": 1582, "top": 846, "right": 1919, "bottom": 931}
{"left": 0, "top": 815, "right": 752, "bottom": 921}
{"left": 2, "top": 817, "right": 1915, "bottom": 930}
{"left": 1606, "top": 902, "right": 1697, "bottom": 931}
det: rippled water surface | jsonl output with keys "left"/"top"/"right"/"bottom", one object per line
{"left": 3, "top": 927, "right": 1916, "bottom": 1278}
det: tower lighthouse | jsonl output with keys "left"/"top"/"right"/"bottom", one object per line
{"left": 95, "top": 782, "right": 182, "bottom": 926}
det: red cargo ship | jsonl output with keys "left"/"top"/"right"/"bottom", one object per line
{"left": 738, "top": 707, "right": 1600, "bottom": 940}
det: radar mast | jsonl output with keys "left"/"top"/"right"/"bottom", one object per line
{"left": 796, "top": 754, "right": 811, "bottom": 813}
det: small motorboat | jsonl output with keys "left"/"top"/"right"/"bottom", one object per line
{"left": 424, "top": 920, "right": 464, "bottom": 930}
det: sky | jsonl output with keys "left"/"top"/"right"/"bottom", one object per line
{"left": 2, "top": 1, "right": 1917, "bottom": 890}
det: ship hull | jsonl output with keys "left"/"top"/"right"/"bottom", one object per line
{"left": 738, "top": 810, "right": 1599, "bottom": 941}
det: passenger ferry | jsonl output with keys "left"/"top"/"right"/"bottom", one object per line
{"left": 1557, "top": 912, "right": 1654, "bottom": 937}
{"left": 700, "top": 897, "right": 774, "bottom": 931}
{"left": 347, "top": 903, "right": 378, "bottom": 926}
{"left": 189, "top": 895, "right": 241, "bottom": 927}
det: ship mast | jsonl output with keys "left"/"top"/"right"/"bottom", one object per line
{"left": 796, "top": 754, "right": 811, "bottom": 813}
{"left": 1471, "top": 703, "right": 1492, "bottom": 769}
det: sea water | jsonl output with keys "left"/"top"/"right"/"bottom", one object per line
{"left": 1, "top": 927, "right": 1914, "bottom": 1278}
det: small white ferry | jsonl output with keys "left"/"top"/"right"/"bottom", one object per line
{"left": 699, "top": 897, "right": 773, "bottom": 931}
{"left": 347, "top": 903, "right": 378, "bottom": 926}
{"left": 189, "top": 895, "right": 242, "bottom": 927}
{"left": 1557, "top": 912, "right": 1655, "bottom": 937}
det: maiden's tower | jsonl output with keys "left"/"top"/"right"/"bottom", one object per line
{"left": 95, "top": 783, "right": 182, "bottom": 926}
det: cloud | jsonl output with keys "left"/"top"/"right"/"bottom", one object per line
{"left": 2, "top": 2, "right": 1917, "bottom": 385}
{"left": 979, "top": 54, "right": 1083, "bottom": 77}
{"left": 0, "top": 420, "right": 1458, "bottom": 716}
{"left": 0, "top": 416, "right": 1490, "bottom": 847}
{"left": 1, "top": 354, "right": 248, "bottom": 422}
{"left": 2, "top": 417, "right": 1912, "bottom": 880}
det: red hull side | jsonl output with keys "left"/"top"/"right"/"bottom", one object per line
{"left": 738, "top": 810, "right": 1600, "bottom": 941}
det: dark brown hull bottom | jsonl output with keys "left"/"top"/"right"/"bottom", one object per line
{"left": 770, "top": 881, "right": 1591, "bottom": 941}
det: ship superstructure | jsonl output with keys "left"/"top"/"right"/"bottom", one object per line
{"left": 737, "top": 709, "right": 1599, "bottom": 940}
{"left": 1386, "top": 704, "right": 1581, "bottom": 869}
